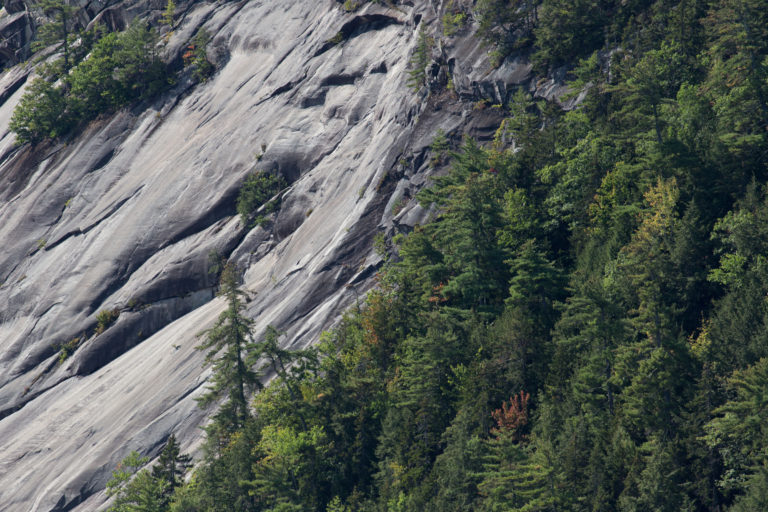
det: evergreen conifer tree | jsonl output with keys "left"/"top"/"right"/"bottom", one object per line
{"left": 152, "top": 435, "right": 191, "bottom": 509}
{"left": 32, "top": 0, "right": 79, "bottom": 72}
{"left": 196, "top": 263, "right": 259, "bottom": 433}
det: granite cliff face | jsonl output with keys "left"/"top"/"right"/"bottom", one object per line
{"left": 0, "top": 0, "right": 551, "bottom": 509}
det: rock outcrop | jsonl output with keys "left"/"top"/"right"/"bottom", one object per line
{"left": 0, "top": 0, "right": 561, "bottom": 509}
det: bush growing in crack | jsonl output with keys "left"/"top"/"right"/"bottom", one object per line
{"left": 442, "top": 0, "right": 468, "bottom": 36}
{"left": 236, "top": 172, "right": 287, "bottom": 228}
{"left": 95, "top": 308, "right": 120, "bottom": 335}
{"left": 183, "top": 28, "right": 213, "bottom": 82}
{"left": 343, "top": 0, "right": 362, "bottom": 11}
{"left": 429, "top": 128, "right": 450, "bottom": 167}
{"left": 57, "top": 336, "right": 81, "bottom": 365}
{"left": 391, "top": 197, "right": 407, "bottom": 216}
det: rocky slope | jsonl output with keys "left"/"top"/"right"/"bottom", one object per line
{"left": 0, "top": 0, "right": 550, "bottom": 509}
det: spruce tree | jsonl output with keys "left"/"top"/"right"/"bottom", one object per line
{"left": 196, "top": 263, "right": 259, "bottom": 433}
{"left": 151, "top": 435, "right": 191, "bottom": 509}
{"left": 32, "top": 0, "right": 79, "bottom": 72}
{"left": 407, "top": 26, "right": 432, "bottom": 91}
{"left": 106, "top": 451, "right": 163, "bottom": 512}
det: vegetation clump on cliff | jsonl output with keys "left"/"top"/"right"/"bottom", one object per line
{"left": 11, "top": 19, "right": 168, "bottom": 144}
{"left": 10, "top": 0, "right": 213, "bottom": 145}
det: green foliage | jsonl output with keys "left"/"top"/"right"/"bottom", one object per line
{"left": 9, "top": 77, "right": 71, "bottom": 144}
{"left": 705, "top": 358, "right": 768, "bottom": 500}
{"left": 342, "top": 0, "right": 361, "bottom": 12}
{"left": 32, "top": 0, "right": 79, "bottom": 71}
{"left": 57, "top": 336, "right": 81, "bottom": 365}
{"left": 441, "top": 1, "right": 468, "bottom": 37}
{"left": 195, "top": 263, "right": 260, "bottom": 432}
{"left": 236, "top": 172, "right": 286, "bottom": 227}
{"left": 243, "top": 424, "right": 329, "bottom": 509}
{"left": 161, "top": 0, "right": 176, "bottom": 27}
{"left": 429, "top": 128, "right": 449, "bottom": 167}
{"left": 184, "top": 28, "right": 213, "bottom": 82}
{"left": 69, "top": 20, "right": 167, "bottom": 116}
{"left": 475, "top": 0, "right": 538, "bottom": 64}
{"left": 152, "top": 435, "right": 192, "bottom": 509}
{"left": 407, "top": 26, "right": 432, "bottom": 91}
{"left": 107, "top": 452, "right": 170, "bottom": 512}
{"left": 532, "top": 0, "right": 606, "bottom": 70}
{"left": 96, "top": 308, "right": 120, "bottom": 334}
{"left": 107, "top": 436, "right": 191, "bottom": 512}
{"left": 11, "top": 19, "right": 170, "bottom": 144}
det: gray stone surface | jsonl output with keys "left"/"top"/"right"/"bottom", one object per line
{"left": 0, "top": 1, "right": 574, "bottom": 510}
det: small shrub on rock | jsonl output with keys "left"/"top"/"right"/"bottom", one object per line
{"left": 236, "top": 172, "right": 286, "bottom": 227}
{"left": 95, "top": 308, "right": 119, "bottom": 334}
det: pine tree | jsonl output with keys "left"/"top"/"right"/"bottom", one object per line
{"left": 106, "top": 451, "right": 164, "bottom": 512}
{"left": 506, "top": 239, "right": 566, "bottom": 328}
{"left": 32, "top": 0, "right": 79, "bottom": 72}
{"left": 375, "top": 317, "right": 465, "bottom": 507}
{"left": 8, "top": 77, "right": 70, "bottom": 144}
{"left": 613, "top": 178, "right": 694, "bottom": 438}
{"left": 151, "top": 435, "right": 191, "bottom": 509}
{"left": 618, "top": 437, "right": 685, "bottom": 512}
{"left": 407, "top": 26, "right": 432, "bottom": 91}
{"left": 475, "top": 0, "right": 539, "bottom": 63}
{"left": 611, "top": 41, "right": 690, "bottom": 144}
{"left": 428, "top": 407, "right": 486, "bottom": 511}
{"left": 551, "top": 278, "right": 627, "bottom": 416}
{"left": 477, "top": 393, "right": 559, "bottom": 511}
{"left": 532, "top": 0, "right": 606, "bottom": 69}
{"left": 196, "top": 263, "right": 259, "bottom": 433}
{"left": 161, "top": 0, "right": 176, "bottom": 28}
{"left": 251, "top": 325, "right": 318, "bottom": 432}
{"left": 705, "top": 358, "right": 768, "bottom": 503}
{"left": 701, "top": 0, "right": 768, "bottom": 172}
{"left": 413, "top": 139, "right": 510, "bottom": 317}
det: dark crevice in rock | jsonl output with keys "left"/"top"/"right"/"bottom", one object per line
{"left": 0, "top": 140, "right": 60, "bottom": 203}
{"left": 300, "top": 89, "right": 327, "bottom": 108}
{"left": 269, "top": 79, "right": 300, "bottom": 98}
{"left": 370, "top": 61, "right": 387, "bottom": 74}
{"left": 75, "top": 207, "right": 249, "bottom": 377}
{"left": 0, "top": 69, "right": 28, "bottom": 105}
{"left": 160, "top": 184, "right": 239, "bottom": 254}
{"left": 83, "top": 181, "right": 239, "bottom": 314}
{"left": 87, "top": 149, "right": 115, "bottom": 174}
{"left": 282, "top": 271, "right": 337, "bottom": 328}
{"left": 74, "top": 290, "right": 214, "bottom": 376}
{"left": 3, "top": 211, "right": 246, "bottom": 413}
{"left": 258, "top": 44, "right": 308, "bottom": 99}
{"left": 350, "top": 262, "right": 378, "bottom": 285}
{"left": 0, "top": 11, "right": 32, "bottom": 67}
{"left": 45, "top": 187, "right": 144, "bottom": 254}
{"left": 0, "top": 372, "right": 74, "bottom": 422}
{"left": 320, "top": 73, "right": 360, "bottom": 87}
{"left": 0, "top": 259, "right": 23, "bottom": 285}
{"left": 49, "top": 478, "right": 92, "bottom": 512}
{"left": 290, "top": 143, "right": 401, "bottom": 331}
{"left": 337, "top": 179, "right": 394, "bottom": 267}
{"left": 313, "top": 13, "right": 403, "bottom": 58}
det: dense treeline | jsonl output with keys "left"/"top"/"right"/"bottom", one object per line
{"left": 106, "top": 0, "right": 768, "bottom": 510}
